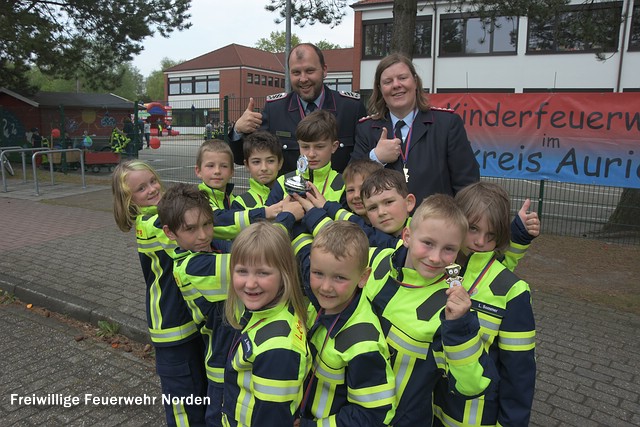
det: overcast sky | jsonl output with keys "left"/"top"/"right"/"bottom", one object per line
{"left": 132, "top": 0, "right": 356, "bottom": 76}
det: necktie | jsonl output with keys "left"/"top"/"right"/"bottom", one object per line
{"left": 306, "top": 102, "right": 317, "bottom": 115}
{"left": 394, "top": 120, "right": 406, "bottom": 143}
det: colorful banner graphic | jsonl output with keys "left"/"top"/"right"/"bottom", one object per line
{"left": 429, "top": 93, "right": 640, "bottom": 188}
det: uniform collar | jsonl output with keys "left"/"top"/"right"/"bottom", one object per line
{"left": 391, "top": 245, "right": 444, "bottom": 286}
{"left": 240, "top": 302, "right": 288, "bottom": 328}
{"left": 315, "top": 289, "right": 363, "bottom": 338}
{"left": 198, "top": 182, "right": 234, "bottom": 208}
{"left": 304, "top": 160, "right": 333, "bottom": 182}
{"left": 249, "top": 177, "right": 271, "bottom": 200}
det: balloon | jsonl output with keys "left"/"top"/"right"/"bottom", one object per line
{"left": 51, "top": 128, "right": 61, "bottom": 138}
{"left": 150, "top": 137, "right": 161, "bottom": 149}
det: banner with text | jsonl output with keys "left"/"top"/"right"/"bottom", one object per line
{"left": 429, "top": 93, "right": 640, "bottom": 188}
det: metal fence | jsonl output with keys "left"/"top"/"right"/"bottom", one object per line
{"left": 4, "top": 98, "right": 638, "bottom": 245}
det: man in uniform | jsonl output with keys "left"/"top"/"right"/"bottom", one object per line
{"left": 229, "top": 43, "right": 367, "bottom": 174}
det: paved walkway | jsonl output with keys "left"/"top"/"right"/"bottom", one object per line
{"left": 0, "top": 178, "right": 639, "bottom": 426}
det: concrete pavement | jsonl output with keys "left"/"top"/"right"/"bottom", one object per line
{"left": 0, "top": 176, "right": 639, "bottom": 426}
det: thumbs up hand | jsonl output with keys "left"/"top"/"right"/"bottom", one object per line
{"left": 235, "top": 98, "right": 263, "bottom": 134}
{"left": 372, "top": 127, "right": 401, "bottom": 164}
{"left": 518, "top": 198, "right": 540, "bottom": 238}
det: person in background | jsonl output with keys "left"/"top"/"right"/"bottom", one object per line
{"left": 352, "top": 52, "right": 479, "bottom": 205}
{"left": 144, "top": 119, "right": 151, "bottom": 148}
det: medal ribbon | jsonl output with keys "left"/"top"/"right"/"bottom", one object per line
{"left": 466, "top": 257, "right": 496, "bottom": 295}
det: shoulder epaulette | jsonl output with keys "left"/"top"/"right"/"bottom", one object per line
{"left": 266, "top": 92, "right": 288, "bottom": 102}
{"left": 339, "top": 90, "right": 361, "bottom": 100}
{"left": 358, "top": 115, "right": 372, "bottom": 123}
{"left": 430, "top": 106, "right": 455, "bottom": 113}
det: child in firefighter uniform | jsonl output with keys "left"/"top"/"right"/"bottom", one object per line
{"left": 112, "top": 161, "right": 207, "bottom": 427}
{"left": 295, "top": 221, "right": 396, "bottom": 426}
{"left": 222, "top": 222, "right": 311, "bottom": 426}
{"left": 432, "top": 182, "right": 536, "bottom": 427}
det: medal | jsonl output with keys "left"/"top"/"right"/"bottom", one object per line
{"left": 403, "top": 166, "right": 409, "bottom": 183}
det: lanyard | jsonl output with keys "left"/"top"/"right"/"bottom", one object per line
{"left": 397, "top": 109, "right": 417, "bottom": 166}
{"left": 299, "top": 293, "right": 355, "bottom": 415}
{"left": 397, "top": 274, "right": 445, "bottom": 288}
{"left": 466, "top": 256, "right": 496, "bottom": 296}
{"left": 307, "top": 169, "right": 330, "bottom": 195}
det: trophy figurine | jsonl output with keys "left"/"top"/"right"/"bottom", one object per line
{"left": 444, "top": 263, "right": 463, "bottom": 288}
{"left": 284, "top": 155, "right": 309, "bottom": 196}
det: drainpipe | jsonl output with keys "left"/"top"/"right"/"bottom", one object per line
{"left": 431, "top": 1, "right": 438, "bottom": 93}
{"left": 615, "top": 0, "right": 632, "bottom": 93}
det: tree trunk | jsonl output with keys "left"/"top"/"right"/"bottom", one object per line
{"left": 390, "top": 0, "right": 418, "bottom": 58}
{"left": 602, "top": 188, "right": 640, "bottom": 233}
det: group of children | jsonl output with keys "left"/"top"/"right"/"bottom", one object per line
{"left": 111, "top": 108, "right": 540, "bottom": 427}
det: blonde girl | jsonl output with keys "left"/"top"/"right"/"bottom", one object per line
{"left": 111, "top": 160, "right": 207, "bottom": 427}
{"left": 223, "top": 222, "right": 310, "bottom": 427}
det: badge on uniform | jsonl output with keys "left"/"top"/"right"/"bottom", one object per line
{"left": 241, "top": 336, "right": 253, "bottom": 357}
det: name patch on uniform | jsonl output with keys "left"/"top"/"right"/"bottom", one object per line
{"left": 472, "top": 300, "right": 505, "bottom": 318}
{"left": 276, "top": 131, "right": 292, "bottom": 138}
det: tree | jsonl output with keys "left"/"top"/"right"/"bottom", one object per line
{"left": 316, "top": 40, "right": 344, "bottom": 50}
{"left": 256, "top": 31, "right": 302, "bottom": 52}
{"left": 145, "top": 58, "right": 183, "bottom": 102}
{"left": 266, "top": 0, "right": 349, "bottom": 28}
{"left": 1, "top": 1, "right": 192, "bottom": 94}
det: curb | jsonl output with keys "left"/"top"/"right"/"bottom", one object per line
{"left": 0, "top": 273, "right": 150, "bottom": 345}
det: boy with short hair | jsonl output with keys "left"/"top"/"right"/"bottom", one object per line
{"left": 196, "top": 139, "right": 282, "bottom": 240}
{"left": 231, "top": 130, "right": 283, "bottom": 210}
{"left": 266, "top": 109, "right": 345, "bottom": 206}
{"left": 365, "top": 194, "right": 497, "bottom": 427}
{"left": 342, "top": 158, "right": 383, "bottom": 221}
{"left": 157, "top": 183, "right": 234, "bottom": 427}
{"left": 297, "top": 168, "right": 414, "bottom": 248}
{"left": 294, "top": 221, "right": 396, "bottom": 426}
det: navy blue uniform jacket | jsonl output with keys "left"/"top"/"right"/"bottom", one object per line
{"left": 230, "top": 85, "right": 367, "bottom": 174}
{"left": 352, "top": 108, "right": 480, "bottom": 204}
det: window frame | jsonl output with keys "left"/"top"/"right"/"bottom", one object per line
{"left": 361, "top": 15, "right": 433, "bottom": 59}
{"left": 526, "top": 1, "right": 623, "bottom": 54}
{"left": 438, "top": 13, "right": 518, "bottom": 57}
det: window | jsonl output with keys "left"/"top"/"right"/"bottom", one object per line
{"left": 324, "top": 78, "right": 353, "bottom": 92}
{"left": 440, "top": 14, "right": 517, "bottom": 56}
{"left": 261, "top": 75, "right": 267, "bottom": 85}
{"left": 268, "top": 77, "right": 273, "bottom": 86}
{"left": 362, "top": 16, "right": 432, "bottom": 58}
{"left": 629, "top": 3, "right": 640, "bottom": 50}
{"left": 275, "top": 78, "right": 280, "bottom": 88}
{"left": 527, "top": 1, "right": 622, "bottom": 53}
{"left": 168, "top": 75, "right": 219, "bottom": 95}
{"left": 247, "top": 73, "right": 253, "bottom": 84}
{"left": 254, "top": 74, "right": 260, "bottom": 85}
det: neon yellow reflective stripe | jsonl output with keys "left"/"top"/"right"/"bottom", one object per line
{"left": 170, "top": 399, "right": 188, "bottom": 427}
{"left": 147, "top": 253, "right": 163, "bottom": 329}
{"left": 478, "top": 315, "right": 500, "bottom": 333}
{"left": 237, "top": 370, "right": 253, "bottom": 426}
{"left": 392, "top": 352, "right": 415, "bottom": 400}
{"left": 316, "top": 363, "right": 344, "bottom": 382}
{"left": 236, "top": 210, "right": 250, "bottom": 230}
{"left": 206, "top": 366, "right": 224, "bottom": 383}
{"left": 334, "top": 209, "right": 352, "bottom": 222}
{"left": 347, "top": 383, "right": 395, "bottom": 407}
{"left": 148, "top": 321, "right": 198, "bottom": 343}
{"left": 508, "top": 241, "right": 527, "bottom": 254}
{"left": 387, "top": 327, "right": 429, "bottom": 358}
{"left": 292, "top": 234, "right": 313, "bottom": 254}
{"left": 444, "top": 336, "right": 483, "bottom": 366}
{"left": 313, "top": 379, "right": 333, "bottom": 419}
{"left": 253, "top": 377, "right": 301, "bottom": 401}
{"left": 433, "top": 349, "right": 446, "bottom": 370}
{"left": 499, "top": 330, "right": 535, "bottom": 351}
{"left": 312, "top": 216, "right": 333, "bottom": 236}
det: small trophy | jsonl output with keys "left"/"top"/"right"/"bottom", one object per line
{"left": 284, "top": 155, "right": 309, "bottom": 196}
{"left": 444, "top": 263, "right": 463, "bottom": 288}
